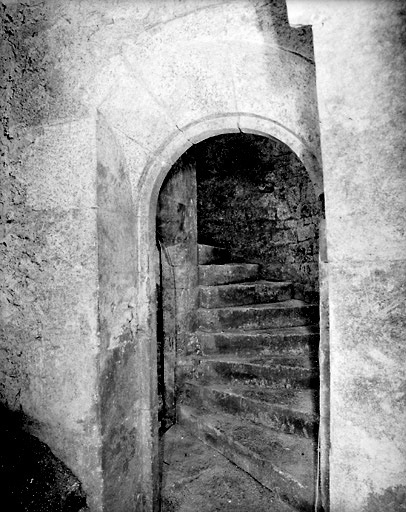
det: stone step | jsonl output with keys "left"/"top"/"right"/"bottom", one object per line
{"left": 197, "top": 325, "right": 319, "bottom": 357}
{"left": 199, "top": 280, "right": 293, "bottom": 308}
{"left": 180, "top": 382, "right": 319, "bottom": 438}
{"left": 187, "top": 354, "right": 319, "bottom": 389}
{"left": 198, "top": 263, "right": 259, "bottom": 286}
{"left": 178, "top": 405, "right": 316, "bottom": 511}
{"left": 161, "top": 424, "right": 298, "bottom": 512}
{"left": 197, "top": 300, "right": 319, "bottom": 331}
{"left": 198, "top": 244, "right": 230, "bottom": 265}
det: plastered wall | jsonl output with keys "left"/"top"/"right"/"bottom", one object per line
{"left": 287, "top": 1, "right": 406, "bottom": 510}
{"left": 1, "top": 3, "right": 103, "bottom": 506}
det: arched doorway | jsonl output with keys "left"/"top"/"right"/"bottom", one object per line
{"left": 143, "top": 120, "right": 326, "bottom": 505}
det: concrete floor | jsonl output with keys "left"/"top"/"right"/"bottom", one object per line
{"left": 160, "top": 424, "right": 295, "bottom": 512}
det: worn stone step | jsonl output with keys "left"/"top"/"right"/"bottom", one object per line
{"left": 197, "top": 325, "right": 319, "bottom": 357}
{"left": 199, "top": 280, "right": 293, "bottom": 308}
{"left": 198, "top": 244, "right": 230, "bottom": 265}
{"left": 181, "top": 382, "right": 319, "bottom": 438}
{"left": 161, "top": 424, "right": 298, "bottom": 512}
{"left": 178, "top": 405, "right": 316, "bottom": 511}
{"left": 198, "top": 263, "right": 259, "bottom": 286}
{"left": 197, "top": 300, "right": 319, "bottom": 331}
{"left": 189, "top": 354, "right": 319, "bottom": 389}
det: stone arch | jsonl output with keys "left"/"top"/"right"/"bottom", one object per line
{"left": 134, "top": 112, "right": 323, "bottom": 421}
{"left": 138, "top": 113, "right": 322, "bottom": 246}
{"left": 95, "top": 102, "right": 324, "bottom": 508}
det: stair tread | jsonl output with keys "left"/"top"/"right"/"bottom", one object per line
{"left": 199, "top": 263, "right": 258, "bottom": 268}
{"left": 198, "top": 244, "right": 230, "bottom": 265}
{"left": 199, "top": 280, "right": 292, "bottom": 290}
{"left": 200, "top": 353, "right": 316, "bottom": 369}
{"left": 199, "top": 263, "right": 260, "bottom": 286}
{"left": 199, "top": 280, "right": 294, "bottom": 308}
{"left": 198, "top": 243, "right": 227, "bottom": 250}
{"left": 161, "top": 424, "right": 298, "bottom": 512}
{"left": 196, "top": 324, "right": 319, "bottom": 336}
{"left": 198, "top": 299, "right": 316, "bottom": 311}
{"left": 179, "top": 404, "right": 317, "bottom": 491}
{"left": 183, "top": 381, "right": 319, "bottom": 417}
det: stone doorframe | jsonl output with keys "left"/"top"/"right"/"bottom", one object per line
{"left": 133, "top": 112, "right": 325, "bottom": 505}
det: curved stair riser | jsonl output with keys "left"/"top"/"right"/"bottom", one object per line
{"left": 177, "top": 245, "right": 320, "bottom": 511}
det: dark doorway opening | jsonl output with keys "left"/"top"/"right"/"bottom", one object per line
{"left": 156, "top": 133, "right": 324, "bottom": 511}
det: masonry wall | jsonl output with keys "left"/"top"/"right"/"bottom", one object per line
{"left": 194, "top": 134, "right": 322, "bottom": 301}
{"left": 0, "top": 0, "right": 320, "bottom": 509}
{"left": 287, "top": 1, "right": 406, "bottom": 510}
{"left": 4, "top": 0, "right": 403, "bottom": 509}
{"left": 0, "top": 2, "right": 102, "bottom": 508}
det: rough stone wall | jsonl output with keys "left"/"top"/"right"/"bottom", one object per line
{"left": 1, "top": 0, "right": 50, "bottom": 413}
{"left": 195, "top": 134, "right": 322, "bottom": 300}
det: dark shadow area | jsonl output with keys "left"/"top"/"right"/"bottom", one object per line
{"left": 193, "top": 133, "right": 322, "bottom": 303}
{"left": 156, "top": 153, "right": 198, "bottom": 437}
{"left": 156, "top": 247, "right": 173, "bottom": 436}
{"left": 156, "top": 132, "right": 323, "bottom": 511}
{"left": 0, "top": 404, "right": 88, "bottom": 512}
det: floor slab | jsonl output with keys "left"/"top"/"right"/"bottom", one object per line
{"left": 160, "top": 424, "right": 296, "bottom": 512}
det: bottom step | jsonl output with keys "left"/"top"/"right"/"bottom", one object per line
{"left": 161, "top": 423, "right": 297, "bottom": 512}
{"left": 178, "top": 405, "right": 318, "bottom": 512}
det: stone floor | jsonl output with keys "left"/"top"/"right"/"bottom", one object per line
{"left": 160, "top": 424, "right": 295, "bottom": 512}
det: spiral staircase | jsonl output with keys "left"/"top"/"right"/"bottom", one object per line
{"left": 177, "top": 244, "right": 320, "bottom": 511}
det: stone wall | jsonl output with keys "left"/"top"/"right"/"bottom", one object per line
{"left": 287, "top": 1, "right": 406, "bottom": 510}
{"left": 194, "top": 134, "right": 322, "bottom": 301}
{"left": 1, "top": 0, "right": 51, "bottom": 413}
{"left": 156, "top": 153, "right": 198, "bottom": 431}
{"left": 0, "top": 1, "right": 320, "bottom": 509}
{"left": 1, "top": 2, "right": 101, "bottom": 508}
{"left": 5, "top": 0, "right": 406, "bottom": 510}
{"left": 97, "top": 115, "right": 144, "bottom": 512}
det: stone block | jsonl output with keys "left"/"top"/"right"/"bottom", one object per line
{"left": 197, "top": 300, "right": 318, "bottom": 331}
{"left": 297, "top": 225, "right": 313, "bottom": 242}
{"left": 98, "top": 70, "right": 177, "bottom": 156}
{"left": 273, "top": 229, "right": 296, "bottom": 244}
{"left": 199, "top": 281, "right": 293, "bottom": 308}
{"left": 100, "top": 342, "right": 154, "bottom": 512}
{"left": 199, "top": 264, "right": 259, "bottom": 286}
{"left": 121, "top": 25, "right": 237, "bottom": 129}
{"left": 276, "top": 203, "right": 293, "bottom": 221}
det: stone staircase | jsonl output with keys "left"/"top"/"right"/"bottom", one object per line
{"left": 178, "top": 244, "right": 320, "bottom": 511}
